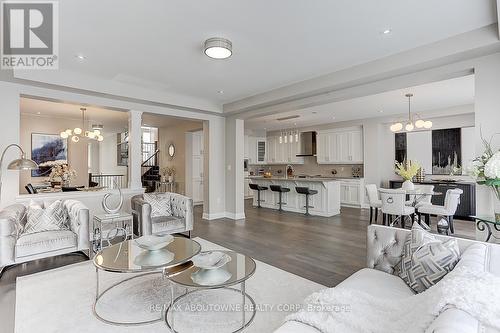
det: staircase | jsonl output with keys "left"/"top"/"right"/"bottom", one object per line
{"left": 142, "top": 165, "right": 160, "bottom": 192}
{"left": 141, "top": 142, "right": 160, "bottom": 192}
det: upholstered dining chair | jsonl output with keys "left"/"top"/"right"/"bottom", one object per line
{"left": 416, "top": 188, "right": 463, "bottom": 234}
{"left": 365, "top": 184, "right": 382, "bottom": 224}
{"left": 379, "top": 189, "right": 415, "bottom": 229}
{"left": 405, "top": 184, "right": 435, "bottom": 208}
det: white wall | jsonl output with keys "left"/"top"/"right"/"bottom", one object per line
{"left": 98, "top": 132, "right": 128, "bottom": 180}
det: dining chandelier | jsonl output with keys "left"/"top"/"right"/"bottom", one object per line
{"left": 390, "top": 93, "right": 432, "bottom": 132}
{"left": 60, "top": 108, "right": 104, "bottom": 142}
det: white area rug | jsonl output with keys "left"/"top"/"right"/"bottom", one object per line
{"left": 15, "top": 238, "right": 324, "bottom": 332}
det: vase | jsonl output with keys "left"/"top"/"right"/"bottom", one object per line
{"left": 493, "top": 187, "right": 500, "bottom": 222}
{"left": 402, "top": 180, "right": 415, "bottom": 191}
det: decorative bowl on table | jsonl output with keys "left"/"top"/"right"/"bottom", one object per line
{"left": 192, "top": 251, "right": 231, "bottom": 269}
{"left": 190, "top": 251, "right": 232, "bottom": 286}
{"left": 135, "top": 234, "right": 174, "bottom": 251}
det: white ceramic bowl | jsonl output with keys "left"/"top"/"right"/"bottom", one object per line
{"left": 134, "top": 234, "right": 174, "bottom": 251}
{"left": 134, "top": 249, "right": 174, "bottom": 267}
{"left": 191, "top": 268, "right": 232, "bottom": 286}
{"left": 192, "top": 251, "right": 231, "bottom": 270}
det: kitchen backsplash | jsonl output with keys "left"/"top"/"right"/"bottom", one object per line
{"left": 248, "top": 156, "right": 364, "bottom": 178}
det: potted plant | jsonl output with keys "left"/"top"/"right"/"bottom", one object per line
{"left": 161, "top": 166, "right": 176, "bottom": 183}
{"left": 469, "top": 133, "right": 500, "bottom": 221}
{"left": 395, "top": 159, "right": 421, "bottom": 191}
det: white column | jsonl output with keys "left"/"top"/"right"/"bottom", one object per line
{"left": 202, "top": 117, "right": 226, "bottom": 220}
{"left": 225, "top": 116, "right": 245, "bottom": 219}
{"left": 128, "top": 110, "right": 143, "bottom": 190}
{"left": 474, "top": 53, "right": 500, "bottom": 215}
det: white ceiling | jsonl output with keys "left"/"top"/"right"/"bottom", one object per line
{"left": 20, "top": 97, "right": 129, "bottom": 133}
{"left": 244, "top": 75, "right": 475, "bottom": 130}
{"left": 53, "top": 0, "right": 495, "bottom": 106}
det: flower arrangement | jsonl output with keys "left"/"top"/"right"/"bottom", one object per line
{"left": 161, "top": 166, "right": 176, "bottom": 177}
{"left": 468, "top": 132, "right": 500, "bottom": 221}
{"left": 395, "top": 159, "right": 421, "bottom": 181}
{"left": 49, "top": 164, "right": 77, "bottom": 183}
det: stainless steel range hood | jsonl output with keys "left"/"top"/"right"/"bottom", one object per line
{"left": 296, "top": 131, "right": 316, "bottom": 156}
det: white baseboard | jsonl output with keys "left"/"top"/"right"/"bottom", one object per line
{"left": 202, "top": 211, "right": 246, "bottom": 220}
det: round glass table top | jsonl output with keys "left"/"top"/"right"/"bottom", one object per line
{"left": 93, "top": 237, "right": 201, "bottom": 273}
{"left": 168, "top": 250, "right": 256, "bottom": 288}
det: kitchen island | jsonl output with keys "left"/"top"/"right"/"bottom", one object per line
{"left": 248, "top": 176, "right": 341, "bottom": 217}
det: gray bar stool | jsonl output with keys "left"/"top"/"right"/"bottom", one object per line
{"left": 295, "top": 187, "right": 318, "bottom": 216}
{"left": 269, "top": 185, "right": 290, "bottom": 211}
{"left": 249, "top": 183, "right": 268, "bottom": 208}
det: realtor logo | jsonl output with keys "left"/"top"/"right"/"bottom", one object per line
{"left": 1, "top": 1, "right": 58, "bottom": 69}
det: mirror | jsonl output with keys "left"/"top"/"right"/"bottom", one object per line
{"left": 168, "top": 143, "right": 175, "bottom": 159}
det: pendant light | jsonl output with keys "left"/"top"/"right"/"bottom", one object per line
{"left": 390, "top": 93, "right": 432, "bottom": 132}
{"left": 60, "top": 108, "right": 104, "bottom": 142}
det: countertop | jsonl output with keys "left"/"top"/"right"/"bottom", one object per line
{"left": 247, "top": 176, "right": 363, "bottom": 182}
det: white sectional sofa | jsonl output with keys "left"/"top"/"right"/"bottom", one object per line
{"left": 275, "top": 224, "right": 500, "bottom": 333}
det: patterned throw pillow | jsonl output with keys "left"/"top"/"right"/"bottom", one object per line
{"left": 143, "top": 193, "right": 172, "bottom": 217}
{"left": 397, "top": 222, "right": 460, "bottom": 293}
{"left": 22, "top": 200, "right": 68, "bottom": 235}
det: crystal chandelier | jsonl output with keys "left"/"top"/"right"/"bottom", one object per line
{"left": 60, "top": 108, "right": 104, "bottom": 142}
{"left": 390, "top": 93, "right": 432, "bottom": 132}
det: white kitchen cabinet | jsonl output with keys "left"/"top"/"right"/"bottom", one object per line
{"left": 265, "top": 134, "right": 304, "bottom": 164}
{"left": 317, "top": 127, "right": 363, "bottom": 164}
{"left": 245, "top": 136, "right": 266, "bottom": 165}
{"left": 339, "top": 179, "right": 365, "bottom": 207}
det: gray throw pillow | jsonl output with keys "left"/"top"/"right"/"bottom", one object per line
{"left": 143, "top": 193, "right": 172, "bottom": 217}
{"left": 397, "top": 222, "right": 460, "bottom": 293}
{"left": 23, "top": 200, "right": 68, "bottom": 235}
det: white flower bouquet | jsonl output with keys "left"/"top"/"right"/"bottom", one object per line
{"left": 469, "top": 133, "right": 500, "bottom": 221}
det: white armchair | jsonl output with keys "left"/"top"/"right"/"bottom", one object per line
{"left": 0, "top": 200, "right": 90, "bottom": 274}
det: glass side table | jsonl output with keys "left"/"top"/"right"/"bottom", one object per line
{"left": 92, "top": 212, "right": 134, "bottom": 254}
{"left": 472, "top": 215, "right": 500, "bottom": 242}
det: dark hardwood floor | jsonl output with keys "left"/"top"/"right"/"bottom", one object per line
{"left": 193, "top": 199, "right": 476, "bottom": 287}
{"left": 0, "top": 199, "right": 476, "bottom": 333}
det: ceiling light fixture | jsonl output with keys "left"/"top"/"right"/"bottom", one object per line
{"left": 218, "top": 90, "right": 224, "bottom": 94}
{"left": 382, "top": 29, "right": 392, "bottom": 35}
{"left": 204, "top": 37, "right": 232, "bottom": 59}
{"left": 61, "top": 108, "right": 104, "bottom": 142}
{"left": 75, "top": 54, "right": 86, "bottom": 61}
{"left": 390, "top": 93, "right": 432, "bottom": 132}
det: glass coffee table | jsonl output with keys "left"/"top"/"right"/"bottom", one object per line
{"left": 165, "top": 250, "right": 257, "bottom": 333}
{"left": 472, "top": 216, "right": 500, "bottom": 242}
{"left": 93, "top": 237, "right": 201, "bottom": 326}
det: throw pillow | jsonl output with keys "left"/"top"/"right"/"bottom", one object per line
{"left": 397, "top": 222, "right": 460, "bottom": 293}
{"left": 22, "top": 200, "right": 68, "bottom": 235}
{"left": 143, "top": 193, "right": 172, "bottom": 218}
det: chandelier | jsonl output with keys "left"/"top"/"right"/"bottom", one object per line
{"left": 390, "top": 93, "right": 432, "bottom": 132}
{"left": 60, "top": 108, "right": 104, "bottom": 142}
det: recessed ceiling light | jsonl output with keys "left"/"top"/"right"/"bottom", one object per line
{"left": 382, "top": 29, "right": 392, "bottom": 35}
{"left": 75, "top": 54, "right": 86, "bottom": 61}
{"left": 204, "top": 37, "right": 232, "bottom": 59}
{"left": 379, "top": 110, "right": 384, "bottom": 113}
{"left": 218, "top": 90, "right": 224, "bottom": 94}
{"left": 36, "top": 111, "right": 41, "bottom": 115}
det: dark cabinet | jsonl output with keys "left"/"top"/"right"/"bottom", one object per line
{"left": 389, "top": 180, "right": 476, "bottom": 220}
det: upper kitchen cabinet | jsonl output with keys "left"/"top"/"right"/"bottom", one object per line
{"left": 246, "top": 135, "right": 266, "bottom": 165}
{"left": 317, "top": 127, "right": 364, "bottom": 164}
{"left": 266, "top": 131, "right": 304, "bottom": 165}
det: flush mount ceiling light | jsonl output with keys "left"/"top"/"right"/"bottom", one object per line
{"left": 390, "top": 93, "right": 432, "bottom": 132}
{"left": 204, "top": 37, "right": 232, "bottom": 59}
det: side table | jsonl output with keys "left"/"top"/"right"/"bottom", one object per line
{"left": 92, "top": 212, "right": 134, "bottom": 254}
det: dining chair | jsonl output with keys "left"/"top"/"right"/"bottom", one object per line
{"left": 379, "top": 189, "right": 415, "bottom": 229}
{"left": 406, "top": 184, "right": 435, "bottom": 208}
{"left": 365, "top": 184, "right": 382, "bottom": 224}
{"left": 417, "top": 188, "right": 463, "bottom": 234}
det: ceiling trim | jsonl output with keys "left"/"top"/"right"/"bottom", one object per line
{"left": 224, "top": 25, "right": 500, "bottom": 117}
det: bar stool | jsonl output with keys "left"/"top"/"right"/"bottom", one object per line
{"left": 295, "top": 187, "right": 318, "bottom": 216}
{"left": 269, "top": 185, "right": 290, "bottom": 211}
{"left": 249, "top": 183, "right": 268, "bottom": 208}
